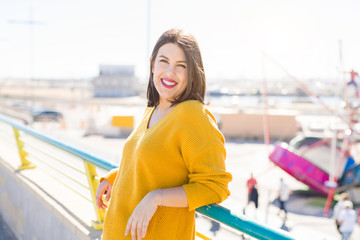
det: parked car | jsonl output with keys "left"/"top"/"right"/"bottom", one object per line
{"left": 32, "top": 109, "right": 63, "bottom": 122}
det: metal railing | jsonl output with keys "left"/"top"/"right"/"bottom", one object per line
{"left": 0, "top": 113, "right": 295, "bottom": 240}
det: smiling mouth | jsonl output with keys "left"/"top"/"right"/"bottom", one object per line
{"left": 161, "top": 78, "right": 177, "bottom": 88}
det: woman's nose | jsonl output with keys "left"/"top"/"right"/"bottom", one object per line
{"left": 166, "top": 65, "right": 176, "bottom": 75}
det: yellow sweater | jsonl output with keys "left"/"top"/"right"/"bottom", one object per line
{"left": 101, "top": 100, "right": 232, "bottom": 240}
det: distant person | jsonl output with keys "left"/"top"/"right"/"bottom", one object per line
{"left": 278, "top": 178, "right": 291, "bottom": 220}
{"left": 347, "top": 69, "right": 359, "bottom": 97}
{"left": 246, "top": 173, "right": 258, "bottom": 209}
{"left": 333, "top": 193, "right": 350, "bottom": 232}
{"left": 337, "top": 201, "right": 357, "bottom": 240}
{"left": 210, "top": 220, "right": 220, "bottom": 236}
{"left": 95, "top": 29, "right": 232, "bottom": 240}
{"left": 250, "top": 184, "right": 259, "bottom": 210}
{"left": 349, "top": 69, "right": 359, "bottom": 85}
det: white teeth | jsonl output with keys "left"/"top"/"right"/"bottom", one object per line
{"left": 162, "top": 79, "right": 176, "bottom": 86}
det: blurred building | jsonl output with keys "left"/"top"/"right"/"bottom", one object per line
{"left": 93, "top": 65, "right": 139, "bottom": 98}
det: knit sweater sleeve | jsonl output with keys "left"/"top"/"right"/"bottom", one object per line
{"left": 100, "top": 168, "right": 118, "bottom": 185}
{"left": 180, "top": 102, "right": 232, "bottom": 211}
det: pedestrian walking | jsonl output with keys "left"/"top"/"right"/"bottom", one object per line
{"left": 278, "top": 178, "right": 290, "bottom": 220}
{"left": 346, "top": 69, "right": 360, "bottom": 98}
{"left": 246, "top": 173, "right": 258, "bottom": 208}
{"left": 210, "top": 220, "right": 220, "bottom": 236}
{"left": 333, "top": 193, "right": 350, "bottom": 232}
{"left": 338, "top": 201, "right": 357, "bottom": 240}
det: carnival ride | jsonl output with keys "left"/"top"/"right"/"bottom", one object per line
{"left": 262, "top": 51, "right": 360, "bottom": 215}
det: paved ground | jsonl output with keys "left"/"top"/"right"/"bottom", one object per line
{"left": 0, "top": 214, "right": 17, "bottom": 240}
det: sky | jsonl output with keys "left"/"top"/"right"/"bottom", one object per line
{"left": 0, "top": 0, "right": 360, "bottom": 81}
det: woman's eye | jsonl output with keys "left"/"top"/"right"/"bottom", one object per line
{"left": 160, "top": 59, "right": 168, "bottom": 63}
{"left": 178, "top": 64, "right": 186, "bottom": 69}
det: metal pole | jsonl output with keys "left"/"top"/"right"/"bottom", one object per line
{"left": 262, "top": 50, "right": 271, "bottom": 152}
{"left": 146, "top": 0, "right": 151, "bottom": 81}
{"left": 8, "top": 5, "right": 44, "bottom": 107}
{"left": 29, "top": 6, "right": 35, "bottom": 105}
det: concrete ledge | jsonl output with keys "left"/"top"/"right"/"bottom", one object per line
{"left": 0, "top": 156, "right": 102, "bottom": 240}
{"left": 220, "top": 112, "right": 298, "bottom": 141}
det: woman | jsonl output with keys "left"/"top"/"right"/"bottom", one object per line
{"left": 96, "top": 29, "right": 232, "bottom": 240}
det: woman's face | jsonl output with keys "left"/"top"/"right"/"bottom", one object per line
{"left": 152, "top": 43, "right": 188, "bottom": 105}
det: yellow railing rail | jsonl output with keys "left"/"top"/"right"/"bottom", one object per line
{"left": 84, "top": 161, "right": 105, "bottom": 230}
{"left": 13, "top": 127, "right": 36, "bottom": 170}
{"left": 0, "top": 115, "right": 109, "bottom": 230}
{"left": 195, "top": 231, "right": 213, "bottom": 240}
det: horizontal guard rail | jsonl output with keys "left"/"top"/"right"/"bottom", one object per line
{"left": 197, "top": 204, "right": 295, "bottom": 240}
{"left": 0, "top": 113, "right": 295, "bottom": 239}
{"left": 0, "top": 114, "right": 118, "bottom": 171}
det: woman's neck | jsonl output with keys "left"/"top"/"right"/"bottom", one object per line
{"left": 147, "top": 101, "right": 175, "bottom": 129}
{"left": 157, "top": 99, "right": 173, "bottom": 112}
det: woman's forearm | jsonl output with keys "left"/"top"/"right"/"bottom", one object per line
{"left": 125, "top": 187, "right": 189, "bottom": 239}
{"left": 152, "top": 186, "right": 189, "bottom": 208}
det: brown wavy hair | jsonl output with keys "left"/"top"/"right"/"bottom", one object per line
{"left": 147, "top": 29, "right": 206, "bottom": 107}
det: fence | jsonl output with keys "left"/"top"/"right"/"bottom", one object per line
{"left": 0, "top": 113, "right": 295, "bottom": 240}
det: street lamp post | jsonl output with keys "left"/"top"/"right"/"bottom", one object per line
{"left": 8, "top": 5, "right": 44, "bottom": 107}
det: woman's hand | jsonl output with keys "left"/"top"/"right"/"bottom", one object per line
{"left": 125, "top": 190, "right": 162, "bottom": 240}
{"left": 96, "top": 179, "right": 112, "bottom": 209}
